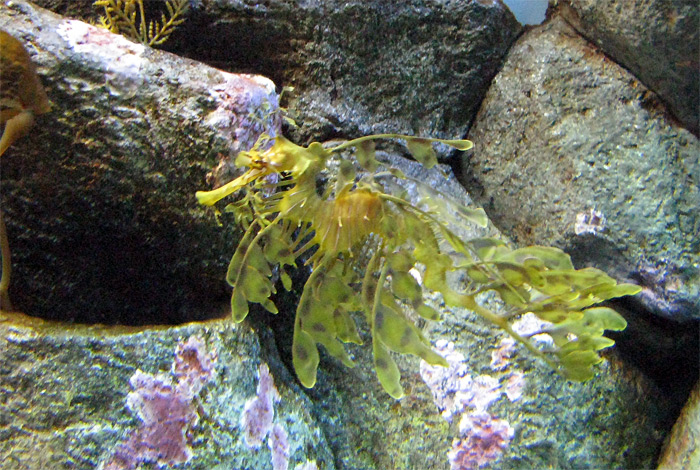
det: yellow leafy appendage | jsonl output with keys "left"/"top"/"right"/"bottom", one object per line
{"left": 94, "top": 0, "right": 190, "bottom": 46}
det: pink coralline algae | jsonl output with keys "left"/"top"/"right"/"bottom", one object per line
{"left": 420, "top": 340, "right": 522, "bottom": 469}
{"left": 449, "top": 411, "right": 515, "bottom": 470}
{"left": 504, "top": 371, "right": 525, "bottom": 402}
{"left": 269, "top": 423, "right": 291, "bottom": 470}
{"left": 490, "top": 337, "right": 516, "bottom": 372}
{"left": 241, "top": 363, "right": 281, "bottom": 448}
{"left": 205, "top": 74, "right": 280, "bottom": 156}
{"left": 420, "top": 341, "right": 503, "bottom": 420}
{"left": 172, "top": 335, "right": 218, "bottom": 398}
{"left": 241, "top": 364, "right": 291, "bottom": 470}
{"left": 101, "top": 336, "right": 217, "bottom": 470}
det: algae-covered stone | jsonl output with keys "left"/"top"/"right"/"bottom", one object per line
{"left": 0, "top": 311, "right": 333, "bottom": 470}
{"left": 558, "top": 0, "right": 699, "bottom": 135}
{"left": 0, "top": 1, "right": 280, "bottom": 324}
{"left": 461, "top": 15, "right": 700, "bottom": 321}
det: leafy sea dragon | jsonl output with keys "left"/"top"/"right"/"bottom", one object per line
{"left": 0, "top": 30, "right": 52, "bottom": 311}
{"left": 197, "top": 132, "right": 640, "bottom": 397}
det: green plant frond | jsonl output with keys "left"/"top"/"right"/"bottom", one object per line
{"left": 293, "top": 327, "right": 321, "bottom": 388}
{"left": 197, "top": 131, "right": 639, "bottom": 395}
{"left": 93, "top": 0, "right": 190, "bottom": 46}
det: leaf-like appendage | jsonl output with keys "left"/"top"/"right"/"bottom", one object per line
{"left": 333, "top": 307, "right": 363, "bottom": 344}
{"left": 373, "top": 340, "right": 404, "bottom": 399}
{"left": 456, "top": 241, "right": 639, "bottom": 381}
{"left": 416, "top": 304, "right": 441, "bottom": 321}
{"left": 280, "top": 269, "right": 293, "bottom": 291}
{"left": 415, "top": 183, "right": 488, "bottom": 231}
{"left": 290, "top": 262, "right": 364, "bottom": 382}
{"left": 298, "top": 288, "right": 354, "bottom": 366}
{"left": 226, "top": 231, "right": 278, "bottom": 319}
{"left": 231, "top": 286, "right": 249, "bottom": 322}
{"left": 502, "top": 246, "right": 575, "bottom": 271}
{"left": 549, "top": 307, "right": 628, "bottom": 381}
{"left": 390, "top": 271, "right": 422, "bottom": 305}
{"left": 405, "top": 138, "right": 438, "bottom": 169}
{"left": 263, "top": 225, "right": 297, "bottom": 267}
{"left": 468, "top": 237, "right": 508, "bottom": 260}
{"left": 375, "top": 300, "right": 448, "bottom": 368}
{"left": 293, "top": 328, "right": 320, "bottom": 388}
{"left": 356, "top": 140, "right": 378, "bottom": 172}
{"left": 438, "top": 139, "right": 474, "bottom": 151}
{"left": 548, "top": 306, "right": 627, "bottom": 338}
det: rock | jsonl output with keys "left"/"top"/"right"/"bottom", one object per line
{"left": 658, "top": 379, "right": 700, "bottom": 470}
{"left": 461, "top": 15, "right": 700, "bottom": 322}
{"left": 0, "top": 1, "right": 281, "bottom": 324}
{"left": 33, "top": 0, "right": 523, "bottom": 147}
{"left": 0, "top": 310, "right": 334, "bottom": 470}
{"left": 558, "top": 0, "right": 699, "bottom": 135}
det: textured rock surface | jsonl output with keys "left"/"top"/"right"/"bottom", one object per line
{"left": 0, "top": 311, "right": 334, "bottom": 470}
{"left": 558, "top": 0, "right": 699, "bottom": 135}
{"left": 658, "top": 379, "right": 700, "bottom": 470}
{"left": 33, "top": 0, "right": 522, "bottom": 147}
{"left": 0, "top": 1, "right": 281, "bottom": 324}
{"left": 461, "top": 15, "right": 700, "bottom": 322}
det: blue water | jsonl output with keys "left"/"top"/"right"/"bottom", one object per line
{"left": 502, "top": 0, "right": 548, "bottom": 25}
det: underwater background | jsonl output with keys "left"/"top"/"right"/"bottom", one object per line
{"left": 0, "top": 1, "right": 698, "bottom": 469}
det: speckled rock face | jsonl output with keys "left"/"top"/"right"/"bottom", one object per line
{"left": 0, "top": 2, "right": 281, "bottom": 324}
{"left": 558, "top": 0, "right": 699, "bottom": 135}
{"left": 267, "top": 0, "right": 522, "bottom": 144}
{"left": 0, "top": 311, "right": 333, "bottom": 470}
{"left": 32, "top": 0, "right": 522, "bottom": 147}
{"left": 461, "top": 15, "right": 700, "bottom": 321}
{"left": 657, "top": 380, "right": 700, "bottom": 470}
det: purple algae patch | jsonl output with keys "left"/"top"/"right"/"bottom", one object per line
{"left": 100, "top": 336, "right": 217, "bottom": 470}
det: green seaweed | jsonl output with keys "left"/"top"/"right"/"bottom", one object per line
{"left": 196, "top": 133, "right": 640, "bottom": 397}
{"left": 94, "top": 0, "right": 189, "bottom": 46}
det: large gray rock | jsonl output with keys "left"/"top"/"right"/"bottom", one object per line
{"left": 558, "top": 0, "right": 699, "bottom": 135}
{"left": 33, "top": 0, "right": 523, "bottom": 147}
{"left": 0, "top": 1, "right": 281, "bottom": 324}
{"left": 461, "top": 15, "right": 700, "bottom": 322}
{"left": 0, "top": 310, "right": 334, "bottom": 470}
